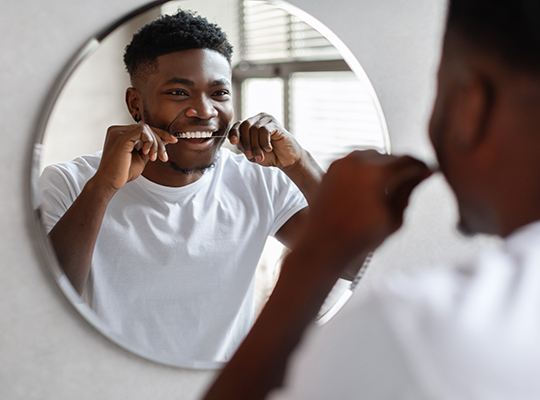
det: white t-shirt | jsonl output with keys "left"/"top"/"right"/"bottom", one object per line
{"left": 39, "top": 148, "right": 307, "bottom": 366}
{"left": 271, "top": 221, "right": 540, "bottom": 400}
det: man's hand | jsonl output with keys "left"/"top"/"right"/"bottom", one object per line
{"left": 305, "top": 150, "right": 432, "bottom": 269}
{"left": 93, "top": 122, "right": 178, "bottom": 192}
{"left": 228, "top": 113, "right": 303, "bottom": 169}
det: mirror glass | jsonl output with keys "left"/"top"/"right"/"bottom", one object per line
{"left": 32, "top": 0, "right": 389, "bottom": 368}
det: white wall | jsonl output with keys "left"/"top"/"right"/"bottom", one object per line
{"left": 40, "top": 9, "right": 158, "bottom": 169}
{"left": 0, "top": 1, "right": 495, "bottom": 399}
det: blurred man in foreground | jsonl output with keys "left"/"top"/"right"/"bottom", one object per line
{"left": 205, "top": 0, "right": 540, "bottom": 398}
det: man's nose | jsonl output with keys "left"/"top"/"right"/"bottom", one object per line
{"left": 185, "top": 96, "right": 218, "bottom": 119}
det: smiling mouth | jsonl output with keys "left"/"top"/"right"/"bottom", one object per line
{"left": 173, "top": 130, "right": 216, "bottom": 139}
{"left": 172, "top": 128, "right": 230, "bottom": 141}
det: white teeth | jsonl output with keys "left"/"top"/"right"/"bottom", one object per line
{"left": 175, "top": 131, "right": 214, "bottom": 139}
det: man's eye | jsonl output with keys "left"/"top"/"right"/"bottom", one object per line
{"left": 168, "top": 89, "right": 189, "bottom": 96}
{"left": 213, "top": 89, "right": 231, "bottom": 97}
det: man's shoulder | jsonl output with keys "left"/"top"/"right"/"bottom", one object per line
{"left": 278, "top": 240, "right": 540, "bottom": 400}
{"left": 340, "top": 249, "right": 506, "bottom": 358}
{"left": 40, "top": 152, "right": 102, "bottom": 187}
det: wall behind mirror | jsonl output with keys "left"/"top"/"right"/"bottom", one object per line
{"left": 35, "top": 0, "right": 389, "bottom": 370}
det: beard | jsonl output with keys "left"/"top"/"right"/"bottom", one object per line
{"left": 165, "top": 134, "right": 226, "bottom": 173}
{"left": 167, "top": 160, "right": 216, "bottom": 175}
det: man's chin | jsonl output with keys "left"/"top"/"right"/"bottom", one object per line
{"left": 167, "top": 139, "right": 223, "bottom": 170}
{"left": 167, "top": 160, "right": 216, "bottom": 175}
{"left": 167, "top": 150, "right": 219, "bottom": 172}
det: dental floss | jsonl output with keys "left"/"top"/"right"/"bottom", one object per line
{"left": 173, "top": 134, "right": 229, "bottom": 138}
{"left": 349, "top": 252, "right": 373, "bottom": 291}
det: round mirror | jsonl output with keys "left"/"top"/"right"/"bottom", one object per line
{"left": 31, "top": 0, "right": 389, "bottom": 369}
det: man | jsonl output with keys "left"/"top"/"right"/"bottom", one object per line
{"left": 39, "top": 10, "right": 322, "bottom": 364}
{"left": 205, "top": 0, "right": 540, "bottom": 398}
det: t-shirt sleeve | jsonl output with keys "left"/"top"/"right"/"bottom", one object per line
{"left": 267, "top": 169, "right": 308, "bottom": 237}
{"left": 38, "top": 165, "right": 78, "bottom": 233}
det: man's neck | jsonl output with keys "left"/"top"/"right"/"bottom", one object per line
{"left": 141, "top": 161, "right": 207, "bottom": 187}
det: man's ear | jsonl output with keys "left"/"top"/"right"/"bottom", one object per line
{"left": 450, "top": 71, "right": 494, "bottom": 150}
{"left": 126, "top": 87, "right": 143, "bottom": 122}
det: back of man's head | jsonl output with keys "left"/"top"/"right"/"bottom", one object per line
{"left": 447, "top": 0, "right": 540, "bottom": 74}
{"left": 123, "top": 10, "right": 233, "bottom": 82}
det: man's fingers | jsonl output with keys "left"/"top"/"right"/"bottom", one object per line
{"left": 111, "top": 124, "right": 149, "bottom": 154}
{"left": 133, "top": 140, "right": 143, "bottom": 152}
{"left": 232, "top": 114, "right": 279, "bottom": 161}
{"left": 259, "top": 126, "right": 273, "bottom": 152}
{"left": 155, "top": 134, "right": 168, "bottom": 162}
{"left": 239, "top": 120, "right": 253, "bottom": 160}
{"left": 385, "top": 161, "right": 432, "bottom": 197}
{"left": 250, "top": 126, "right": 264, "bottom": 163}
{"left": 389, "top": 155, "right": 431, "bottom": 173}
{"left": 385, "top": 164, "right": 432, "bottom": 227}
{"left": 252, "top": 114, "right": 273, "bottom": 129}
{"left": 139, "top": 123, "right": 154, "bottom": 155}
{"left": 136, "top": 123, "right": 175, "bottom": 162}
{"left": 228, "top": 121, "right": 241, "bottom": 145}
{"left": 150, "top": 130, "right": 159, "bottom": 161}
{"left": 140, "top": 122, "right": 158, "bottom": 161}
{"left": 148, "top": 124, "right": 178, "bottom": 145}
{"left": 147, "top": 130, "right": 163, "bottom": 162}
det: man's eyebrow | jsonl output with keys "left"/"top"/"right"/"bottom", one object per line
{"left": 162, "top": 77, "right": 231, "bottom": 87}
{"left": 163, "top": 77, "right": 195, "bottom": 86}
{"left": 211, "top": 78, "right": 231, "bottom": 87}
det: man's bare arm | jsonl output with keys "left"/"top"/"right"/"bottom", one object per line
{"left": 204, "top": 151, "right": 432, "bottom": 399}
{"left": 280, "top": 148, "right": 324, "bottom": 206}
{"left": 274, "top": 149, "right": 323, "bottom": 248}
{"left": 48, "top": 178, "right": 117, "bottom": 294}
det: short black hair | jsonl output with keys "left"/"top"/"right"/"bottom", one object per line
{"left": 447, "top": 0, "right": 540, "bottom": 73}
{"left": 123, "top": 9, "right": 233, "bottom": 79}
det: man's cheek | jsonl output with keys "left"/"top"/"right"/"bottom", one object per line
{"left": 429, "top": 93, "right": 449, "bottom": 154}
{"left": 144, "top": 113, "right": 172, "bottom": 133}
{"left": 221, "top": 104, "right": 234, "bottom": 124}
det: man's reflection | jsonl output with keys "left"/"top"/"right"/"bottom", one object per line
{"left": 39, "top": 10, "right": 323, "bottom": 364}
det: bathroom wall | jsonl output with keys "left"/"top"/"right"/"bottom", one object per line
{"left": 0, "top": 1, "right": 493, "bottom": 399}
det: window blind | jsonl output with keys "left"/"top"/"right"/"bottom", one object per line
{"left": 241, "top": 0, "right": 341, "bottom": 62}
